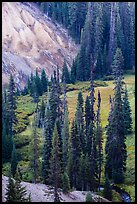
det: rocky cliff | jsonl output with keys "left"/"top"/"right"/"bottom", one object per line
{"left": 2, "top": 2, "right": 78, "bottom": 88}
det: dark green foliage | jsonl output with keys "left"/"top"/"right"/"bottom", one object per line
{"left": 79, "top": 153, "right": 86, "bottom": 191}
{"left": 62, "top": 172, "right": 70, "bottom": 193}
{"left": 7, "top": 74, "right": 17, "bottom": 135}
{"left": 122, "top": 85, "right": 133, "bottom": 134}
{"left": 96, "top": 90, "right": 103, "bottom": 190}
{"left": 49, "top": 123, "right": 62, "bottom": 202}
{"left": 111, "top": 48, "right": 124, "bottom": 80}
{"left": 105, "top": 96, "right": 114, "bottom": 179}
{"left": 42, "top": 93, "right": 53, "bottom": 184}
{"left": 105, "top": 48, "right": 127, "bottom": 184}
{"left": 76, "top": 46, "right": 86, "bottom": 81}
{"left": 119, "top": 2, "right": 134, "bottom": 69}
{"left": 68, "top": 119, "right": 81, "bottom": 189}
{"left": 41, "top": 69, "right": 48, "bottom": 94}
{"left": 35, "top": 68, "right": 42, "bottom": 97}
{"left": 70, "top": 59, "right": 77, "bottom": 84}
{"left": 40, "top": 98, "right": 45, "bottom": 124}
{"left": 49, "top": 70, "right": 62, "bottom": 129}
{"left": 62, "top": 110, "right": 69, "bottom": 170}
{"left": 103, "top": 176, "right": 112, "bottom": 201}
{"left": 5, "top": 173, "right": 16, "bottom": 202}
{"left": 56, "top": 118, "right": 63, "bottom": 170}
{"left": 85, "top": 192, "right": 93, "bottom": 202}
{"left": 37, "top": 2, "right": 134, "bottom": 79}
{"left": 5, "top": 171, "right": 30, "bottom": 202}
{"left": 62, "top": 60, "right": 71, "bottom": 84}
{"left": 85, "top": 96, "right": 91, "bottom": 141}
{"left": 88, "top": 122, "right": 98, "bottom": 191}
{"left": 2, "top": 75, "right": 17, "bottom": 163}
{"left": 11, "top": 143, "right": 18, "bottom": 178}
{"left": 29, "top": 112, "right": 40, "bottom": 183}
{"left": 75, "top": 92, "right": 85, "bottom": 153}
{"left": 68, "top": 2, "right": 87, "bottom": 43}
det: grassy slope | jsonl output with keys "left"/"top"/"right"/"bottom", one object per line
{"left": 3, "top": 75, "right": 135, "bottom": 201}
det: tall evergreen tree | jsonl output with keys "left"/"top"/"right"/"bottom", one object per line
{"left": 75, "top": 92, "right": 85, "bottom": 152}
{"left": 7, "top": 74, "right": 17, "bottom": 136}
{"left": 107, "top": 2, "right": 117, "bottom": 74}
{"left": 70, "top": 59, "right": 77, "bottom": 84}
{"left": 87, "top": 122, "right": 98, "bottom": 191}
{"left": 5, "top": 173, "right": 16, "bottom": 202}
{"left": 11, "top": 143, "right": 18, "bottom": 178}
{"left": 68, "top": 119, "right": 81, "bottom": 189}
{"left": 122, "top": 85, "right": 133, "bottom": 135}
{"left": 119, "top": 2, "right": 133, "bottom": 69}
{"left": 30, "top": 111, "right": 40, "bottom": 184}
{"left": 5, "top": 170, "right": 30, "bottom": 202}
{"left": 103, "top": 175, "right": 112, "bottom": 201}
{"left": 62, "top": 172, "right": 70, "bottom": 194}
{"left": 105, "top": 48, "right": 127, "bottom": 183}
{"left": 35, "top": 68, "right": 42, "bottom": 97}
{"left": 42, "top": 92, "right": 53, "bottom": 184}
{"left": 105, "top": 95, "right": 114, "bottom": 179}
{"left": 61, "top": 60, "right": 71, "bottom": 84}
{"left": 96, "top": 90, "right": 103, "bottom": 191}
{"left": 41, "top": 68, "right": 48, "bottom": 94}
{"left": 85, "top": 95, "right": 91, "bottom": 141}
{"left": 49, "top": 122, "right": 62, "bottom": 202}
{"left": 62, "top": 110, "right": 69, "bottom": 170}
{"left": 40, "top": 98, "right": 45, "bottom": 126}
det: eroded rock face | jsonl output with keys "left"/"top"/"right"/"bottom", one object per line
{"left": 2, "top": 2, "right": 78, "bottom": 88}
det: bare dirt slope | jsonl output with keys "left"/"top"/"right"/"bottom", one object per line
{"left": 2, "top": 175, "right": 110, "bottom": 202}
{"left": 2, "top": 2, "right": 78, "bottom": 88}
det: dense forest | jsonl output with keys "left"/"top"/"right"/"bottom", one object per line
{"left": 36, "top": 2, "right": 135, "bottom": 81}
{"left": 2, "top": 2, "right": 135, "bottom": 202}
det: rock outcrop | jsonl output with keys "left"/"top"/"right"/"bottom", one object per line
{"left": 2, "top": 2, "right": 78, "bottom": 88}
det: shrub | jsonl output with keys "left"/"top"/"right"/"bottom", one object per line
{"left": 62, "top": 172, "right": 70, "bottom": 193}
{"left": 86, "top": 192, "right": 93, "bottom": 202}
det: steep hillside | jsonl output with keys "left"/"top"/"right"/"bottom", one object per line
{"left": 2, "top": 2, "right": 78, "bottom": 88}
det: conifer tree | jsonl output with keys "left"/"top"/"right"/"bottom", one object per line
{"left": 103, "top": 175, "right": 112, "bottom": 201}
{"left": 79, "top": 152, "right": 86, "bottom": 191}
{"left": 11, "top": 143, "right": 18, "bottom": 178}
{"left": 14, "top": 171, "right": 30, "bottom": 202}
{"left": 35, "top": 68, "right": 42, "bottom": 97}
{"left": 49, "top": 122, "right": 62, "bottom": 202}
{"left": 105, "top": 48, "right": 127, "bottom": 183}
{"left": 70, "top": 59, "right": 77, "bottom": 84}
{"left": 61, "top": 60, "right": 70, "bottom": 84}
{"left": 96, "top": 90, "right": 103, "bottom": 190}
{"left": 56, "top": 66, "right": 63, "bottom": 123}
{"left": 30, "top": 111, "right": 40, "bottom": 184}
{"left": 41, "top": 68, "right": 48, "bottom": 94}
{"left": 69, "top": 119, "right": 81, "bottom": 189}
{"left": 2, "top": 90, "right": 13, "bottom": 163}
{"left": 105, "top": 95, "right": 114, "bottom": 179}
{"left": 122, "top": 85, "right": 133, "bottom": 134}
{"left": 75, "top": 92, "right": 85, "bottom": 153}
{"left": 62, "top": 110, "right": 69, "bottom": 170}
{"left": 85, "top": 95, "right": 91, "bottom": 142}
{"left": 49, "top": 70, "right": 59, "bottom": 129}
{"left": 107, "top": 2, "right": 117, "bottom": 74}
{"left": 5, "top": 173, "right": 16, "bottom": 202}
{"left": 42, "top": 92, "right": 53, "bottom": 184}
{"left": 62, "top": 172, "right": 70, "bottom": 194}
{"left": 87, "top": 122, "right": 98, "bottom": 191}
{"left": 7, "top": 74, "right": 17, "bottom": 136}
{"left": 5, "top": 170, "right": 30, "bottom": 202}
